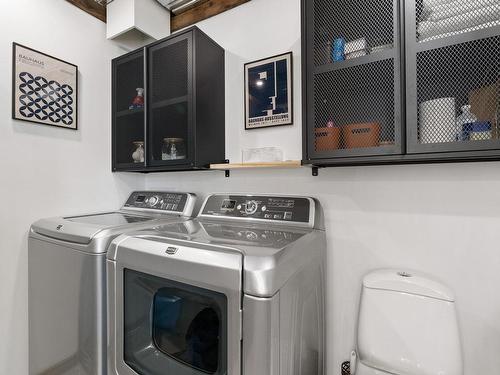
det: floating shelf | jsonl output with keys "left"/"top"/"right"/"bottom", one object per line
{"left": 152, "top": 96, "right": 188, "bottom": 110}
{"left": 116, "top": 108, "right": 144, "bottom": 118}
{"left": 210, "top": 160, "right": 302, "bottom": 170}
{"left": 314, "top": 49, "right": 395, "bottom": 75}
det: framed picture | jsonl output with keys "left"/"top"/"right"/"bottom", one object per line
{"left": 12, "top": 43, "right": 78, "bottom": 130}
{"left": 244, "top": 52, "right": 293, "bottom": 130}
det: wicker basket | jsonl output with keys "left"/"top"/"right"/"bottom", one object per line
{"left": 315, "top": 126, "right": 342, "bottom": 151}
{"left": 343, "top": 122, "right": 381, "bottom": 149}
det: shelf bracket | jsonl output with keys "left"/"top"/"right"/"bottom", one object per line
{"left": 225, "top": 169, "right": 230, "bottom": 178}
{"left": 312, "top": 166, "right": 319, "bottom": 177}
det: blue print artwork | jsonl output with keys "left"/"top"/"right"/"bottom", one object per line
{"left": 245, "top": 53, "right": 293, "bottom": 129}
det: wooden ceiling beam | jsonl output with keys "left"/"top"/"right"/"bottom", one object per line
{"left": 65, "top": 0, "right": 250, "bottom": 33}
{"left": 66, "top": 0, "right": 106, "bottom": 23}
{"left": 171, "top": 0, "right": 250, "bottom": 32}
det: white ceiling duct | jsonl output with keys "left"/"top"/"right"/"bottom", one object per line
{"left": 106, "top": 0, "right": 171, "bottom": 43}
{"left": 156, "top": 0, "right": 205, "bottom": 14}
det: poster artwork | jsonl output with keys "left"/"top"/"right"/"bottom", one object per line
{"left": 245, "top": 52, "right": 293, "bottom": 130}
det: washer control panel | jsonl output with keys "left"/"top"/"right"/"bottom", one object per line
{"left": 124, "top": 191, "right": 191, "bottom": 214}
{"left": 201, "top": 195, "right": 313, "bottom": 224}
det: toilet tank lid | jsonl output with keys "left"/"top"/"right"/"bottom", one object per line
{"left": 363, "top": 269, "right": 455, "bottom": 302}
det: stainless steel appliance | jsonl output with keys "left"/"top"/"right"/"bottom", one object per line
{"left": 107, "top": 194, "right": 326, "bottom": 375}
{"left": 29, "top": 191, "right": 196, "bottom": 375}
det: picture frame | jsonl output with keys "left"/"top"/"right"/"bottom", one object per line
{"left": 244, "top": 52, "right": 293, "bottom": 130}
{"left": 12, "top": 43, "right": 78, "bottom": 130}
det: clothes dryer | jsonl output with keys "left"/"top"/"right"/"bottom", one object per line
{"left": 107, "top": 194, "right": 326, "bottom": 375}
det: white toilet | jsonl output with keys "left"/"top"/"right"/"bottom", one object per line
{"left": 351, "top": 269, "right": 463, "bottom": 375}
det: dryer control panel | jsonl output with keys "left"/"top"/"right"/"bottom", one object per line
{"left": 200, "top": 194, "right": 313, "bottom": 225}
{"left": 124, "top": 191, "right": 194, "bottom": 215}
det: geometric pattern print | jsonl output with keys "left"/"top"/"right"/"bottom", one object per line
{"left": 18, "top": 72, "right": 74, "bottom": 125}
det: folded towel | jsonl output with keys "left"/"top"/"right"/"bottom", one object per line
{"left": 428, "top": 0, "right": 499, "bottom": 21}
{"left": 418, "top": 4, "right": 500, "bottom": 40}
{"left": 423, "top": 0, "right": 455, "bottom": 9}
{"left": 420, "top": 19, "right": 500, "bottom": 42}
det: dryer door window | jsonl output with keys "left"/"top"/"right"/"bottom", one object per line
{"left": 123, "top": 269, "right": 228, "bottom": 375}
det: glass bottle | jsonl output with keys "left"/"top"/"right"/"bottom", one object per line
{"left": 161, "top": 138, "right": 186, "bottom": 161}
{"left": 129, "top": 88, "right": 145, "bottom": 110}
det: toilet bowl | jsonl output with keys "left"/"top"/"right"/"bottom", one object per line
{"left": 352, "top": 269, "right": 463, "bottom": 375}
{"left": 356, "top": 361, "right": 392, "bottom": 374}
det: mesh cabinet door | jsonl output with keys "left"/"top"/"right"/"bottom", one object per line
{"left": 147, "top": 32, "right": 194, "bottom": 167}
{"left": 406, "top": 0, "right": 500, "bottom": 154}
{"left": 305, "top": 0, "right": 404, "bottom": 160}
{"left": 112, "top": 50, "right": 146, "bottom": 171}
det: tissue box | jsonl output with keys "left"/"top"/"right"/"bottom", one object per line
{"left": 345, "top": 38, "right": 368, "bottom": 54}
{"left": 242, "top": 147, "right": 284, "bottom": 163}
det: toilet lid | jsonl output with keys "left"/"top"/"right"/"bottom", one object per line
{"left": 363, "top": 269, "right": 455, "bottom": 302}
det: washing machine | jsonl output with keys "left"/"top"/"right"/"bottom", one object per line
{"left": 29, "top": 191, "right": 196, "bottom": 375}
{"left": 107, "top": 193, "right": 326, "bottom": 375}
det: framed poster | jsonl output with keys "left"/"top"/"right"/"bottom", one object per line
{"left": 12, "top": 43, "right": 78, "bottom": 130}
{"left": 244, "top": 52, "right": 293, "bottom": 130}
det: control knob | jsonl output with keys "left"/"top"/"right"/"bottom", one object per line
{"left": 245, "top": 200, "right": 258, "bottom": 215}
{"left": 148, "top": 196, "right": 160, "bottom": 207}
{"left": 244, "top": 231, "right": 258, "bottom": 241}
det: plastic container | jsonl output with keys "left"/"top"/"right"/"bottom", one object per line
{"left": 332, "top": 38, "right": 345, "bottom": 62}
{"left": 161, "top": 138, "right": 186, "bottom": 160}
{"left": 456, "top": 105, "right": 477, "bottom": 141}
{"left": 242, "top": 147, "right": 283, "bottom": 163}
{"left": 469, "top": 121, "right": 492, "bottom": 141}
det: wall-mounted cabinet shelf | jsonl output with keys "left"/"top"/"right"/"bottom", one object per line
{"left": 302, "top": 0, "right": 500, "bottom": 167}
{"left": 116, "top": 108, "right": 144, "bottom": 118}
{"left": 314, "top": 49, "right": 395, "bottom": 74}
{"left": 210, "top": 161, "right": 302, "bottom": 170}
{"left": 112, "top": 26, "right": 225, "bottom": 173}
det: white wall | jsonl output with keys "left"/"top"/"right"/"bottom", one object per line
{"left": 147, "top": 0, "right": 500, "bottom": 374}
{"left": 2, "top": 0, "right": 499, "bottom": 374}
{"left": 196, "top": 0, "right": 302, "bottom": 161}
{"left": 0, "top": 1, "right": 145, "bottom": 373}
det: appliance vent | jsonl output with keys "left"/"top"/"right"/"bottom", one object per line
{"left": 156, "top": 0, "right": 204, "bottom": 14}
{"left": 102, "top": 0, "right": 202, "bottom": 13}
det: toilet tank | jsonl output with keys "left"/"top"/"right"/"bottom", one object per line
{"left": 357, "top": 269, "right": 463, "bottom": 375}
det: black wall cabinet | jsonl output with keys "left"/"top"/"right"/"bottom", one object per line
{"left": 112, "top": 27, "right": 225, "bottom": 172}
{"left": 303, "top": 0, "right": 500, "bottom": 167}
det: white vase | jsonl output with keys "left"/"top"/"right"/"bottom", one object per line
{"left": 132, "top": 142, "right": 145, "bottom": 163}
